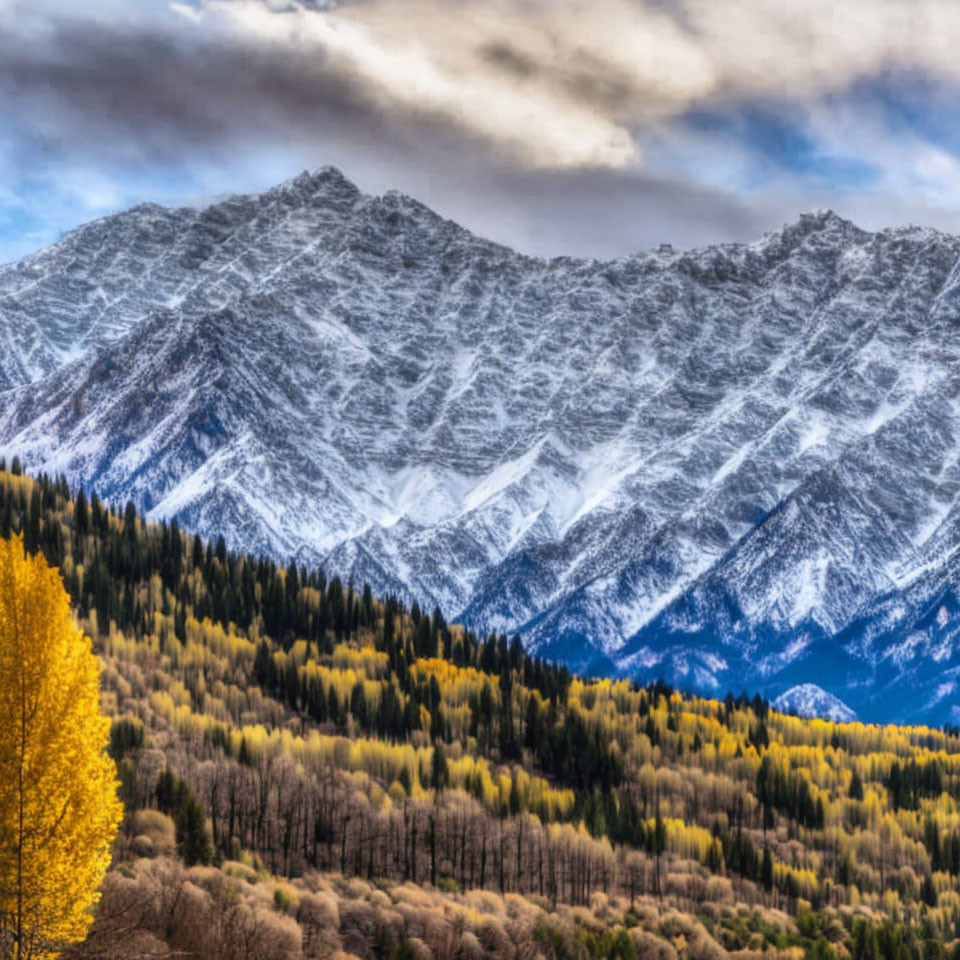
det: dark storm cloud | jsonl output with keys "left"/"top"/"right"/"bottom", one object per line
{"left": 5, "top": 0, "right": 960, "bottom": 263}
{"left": 1, "top": 17, "right": 371, "bottom": 162}
{"left": 0, "top": 4, "right": 771, "bottom": 257}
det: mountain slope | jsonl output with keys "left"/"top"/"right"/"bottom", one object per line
{"left": 2, "top": 168, "right": 960, "bottom": 722}
{"left": 12, "top": 467, "right": 960, "bottom": 960}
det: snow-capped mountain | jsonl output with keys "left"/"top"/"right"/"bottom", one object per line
{"left": 2, "top": 167, "right": 960, "bottom": 724}
{"left": 772, "top": 685, "right": 857, "bottom": 723}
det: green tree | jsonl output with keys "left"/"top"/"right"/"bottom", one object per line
{"left": 761, "top": 845, "right": 774, "bottom": 891}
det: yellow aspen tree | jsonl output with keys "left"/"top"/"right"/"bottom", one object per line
{"left": 0, "top": 536, "right": 122, "bottom": 960}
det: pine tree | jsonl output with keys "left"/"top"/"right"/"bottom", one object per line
{"left": 431, "top": 741, "right": 449, "bottom": 793}
{"left": 761, "top": 845, "right": 774, "bottom": 891}
{"left": 177, "top": 796, "right": 212, "bottom": 867}
{"left": 653, "top": 805, "right": 666, "bottom": 898}
{"left": 849, "top": 769, "right": 864, "bottom": 801}
{"left": 73, "top": 488, "right": 89, "bottom": 537}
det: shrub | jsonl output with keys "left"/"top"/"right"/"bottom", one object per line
{"left": 436, "top": 876, "right": 459, "bottom": 895}
{"left": 130, "top": 809, "right": 176, "bottom": 858}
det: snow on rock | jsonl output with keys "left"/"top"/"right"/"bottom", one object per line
{"left": 773, "top": 684, "right": 858, "bottom": 722}
{"left": 3, "top": 174, "right": 960, "bottom": 721}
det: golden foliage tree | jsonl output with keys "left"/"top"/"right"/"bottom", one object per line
{"left": 0, "top": 536, "right": 122, "bottom": 959}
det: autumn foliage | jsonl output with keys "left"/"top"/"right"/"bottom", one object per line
{"left": 0, "top": 536, "right": 122, "bottom": 960}
{"left": 3, "top": 465, "right": 960, "bottom": 958}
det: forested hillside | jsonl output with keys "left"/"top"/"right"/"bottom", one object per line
{"left": 4, "top": 462, "right": 960, "bottom": 960}
{"left": 8, "top": 178, "right": 960, "bottom": 725}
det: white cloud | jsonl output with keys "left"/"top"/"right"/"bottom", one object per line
{"left": 182, "top": 0, "right": 960, "bottom": 170}
{"left": 9, "top": 0, "right": 960, "bottom": 173}
{"left": 169, "top": 2, "right": 204, "bottom": 23}
{"left": 206, "top": 0, "right": 647, "bottom": 168}
{"left": 7, "top": 0, "right": 960, "bottom": 260}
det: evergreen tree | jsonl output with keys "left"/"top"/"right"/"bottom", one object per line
{"left": 849, "top": 769, "right": 864, "bottom": 801}
{"left": 761, "top": 846, "right": 774, "bottom": 891}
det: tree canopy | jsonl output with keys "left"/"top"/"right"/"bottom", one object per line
{"left": 0, "top": 536, "right": 122, "bottom": 960}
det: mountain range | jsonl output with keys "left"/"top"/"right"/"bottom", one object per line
{"left": 2, "top": 166, "right": 959, "bottom": 724}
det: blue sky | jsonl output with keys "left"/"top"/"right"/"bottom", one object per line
{"left": 4, "top": 0, "right": 960, "bottom": 261}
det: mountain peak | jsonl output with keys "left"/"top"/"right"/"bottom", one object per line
{"left": 799, "top": 208, "right": 855, "bottom": 229}
{"left": 771, "top": 208, "right": 864, "bottom": 247}
{"left": 274, "top": 165, "right": 362, "bottom": 206}
{"left": 306, "top": 165, "right": 360, "bottom": 192}
{"left": 773, "top": 684, "right": 857, "bottom": 722}
{"left": 3, "top": 171, "right": 960, "bottom": 722}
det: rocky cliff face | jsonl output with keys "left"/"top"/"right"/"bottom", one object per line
{"left": 3, "top": 167, "right": 959, "bottom": 722}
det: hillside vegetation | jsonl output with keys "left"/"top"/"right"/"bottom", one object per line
{"left": 2, "top": 464, "right": 960, "bottom": 960}
{"left": 8, "top": 178, "right": 960, "bottom": 723}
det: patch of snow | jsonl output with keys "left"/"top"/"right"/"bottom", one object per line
{"left": 773, "top": 684, "right": 857, "bottom": 722}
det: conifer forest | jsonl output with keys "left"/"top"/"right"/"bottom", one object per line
{"left": 3, "top": 463, "right": 960, "bottom": 959}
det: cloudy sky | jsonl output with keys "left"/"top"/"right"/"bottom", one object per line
{"left": 4, "top": 0, "right": 960, "bottom": 262}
